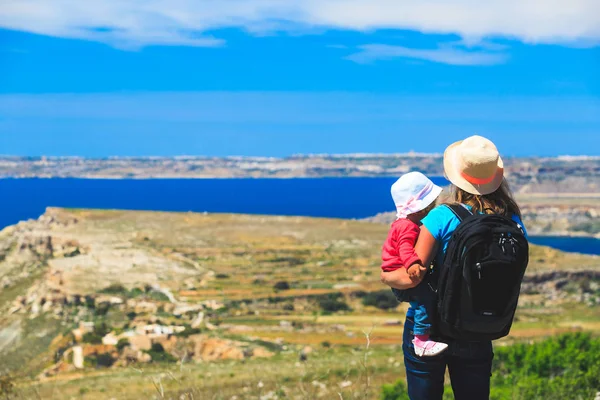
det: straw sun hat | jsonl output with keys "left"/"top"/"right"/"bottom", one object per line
{"left": 443, "top": 135, "right": 504, "bottom": 195}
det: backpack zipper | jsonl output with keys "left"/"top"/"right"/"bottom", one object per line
{"left": 499, "top": 235, "right": 507, "bottom": 255}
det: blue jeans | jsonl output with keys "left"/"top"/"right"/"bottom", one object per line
{"left": 392, "top": 283, "right": 436, "bottom": 335}
{"left": 402, "top": 316, "right": 494, "bottom": 400}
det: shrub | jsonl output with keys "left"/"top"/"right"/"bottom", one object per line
{"left": 94, "top": 322, "right": 110, "bottom": 337}
{"left": 0, "top": 373, "right": 15, "bottom": 398}
{"left": 65, "top": 248, "right": 81, "bottom": 258}
{"left": 129, "top": 287, "right": 144, "bottom": 298}
{"left": 84, "top": 295, "right": 95, "bottom": 309}
{"left": 145, "top": 342, "right": 177, "bottom": 363}
{"left": 267, "top": 296, "right": 286, "bottom": 304}
{"left": 175, "top": 325, "right": 202, "bottom": 338}
{"left": 147, "top": 291, "right": 170, "bottom": 302}
{"left": 151, "top": 343, "right": 165, "bottom": 353}
{"left": 292, "top": 321, "right": 304, "bottom": 329}
{"left": 95, "top": 353, "right": 114, "bottom": 368}
{"left": 382, "top": 334, "right": 600, "bottom": 399}
{"left": 94, "top": 302, "right": 111, "bottom": 316}
{"left": 380, "top": 379, "right": 410, "bottom": 400}
{"left": 490, "top": 332, "right": 600, "bottom": 400}
{"left": 83, "top": 322, "right": 111, "bottom": 344}
{"left": 116, "top": 338, "right": 130, "bottom": 351}
{"left": 273, "top": 281, "right": 291, "bottom": 291}
{"left": 381, "top": 380, "right": 455, "bottom": 400}
{"left": 268, "top": 256, "right": 305, "bottom": 266}
{"left": 362, "top": 290, "right": 399, "bottom": 310}
{"left": 318, "top": 294, "right": 350, "bottom": 312}
{"left": 82, "top": 332, "right": 103, "bottom": 344}
{"left": 99, "top": 284, "right": 127, "bottom": 295}
{"left": 350, "top": 290, "right": 368, "bottom": 298}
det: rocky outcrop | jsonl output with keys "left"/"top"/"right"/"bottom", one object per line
{"left": 114, "top": 346, "right": 152, "bottom": 366}
{"left": 364, "top": 203, "right": 600, "bottom": 238}
{"left": 520, "top": 204, "right": 600, "bottom": 238}
{"left": 522, "top": 270, "right": 600, "bottom": 306}
{"left": 523, "top": 270, "right": 600, "bottom": 285}
{"left": 180, "top": 335, "right": 274, "bottom": 362}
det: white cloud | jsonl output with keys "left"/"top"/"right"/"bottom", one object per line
{"left": 346, "top": 44, "right": 508, "bottom": 65}
{"left": 0, "top": 0, "right": 599, "bottom": 49}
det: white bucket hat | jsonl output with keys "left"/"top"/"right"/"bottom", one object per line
{"left": 391, "top": 172, "right": 443, "bottom": 219}
{"left": 443, "top": 135, "right": 504, "bottom": 195}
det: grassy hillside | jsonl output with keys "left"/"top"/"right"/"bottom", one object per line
{"left": 0, "top": 208, "right": 598, "bottom": 399}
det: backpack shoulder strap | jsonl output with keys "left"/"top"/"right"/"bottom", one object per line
{"left": 444, "top": 204, "right": 472, "bottom": 222}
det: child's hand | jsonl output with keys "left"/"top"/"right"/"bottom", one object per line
{"left": 407, "top": 264, "right": 427, "bottom": 280}
{"left": 407, "top": 264, "right": 419, "bottom": 279}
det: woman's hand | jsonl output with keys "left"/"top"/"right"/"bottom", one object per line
{"left": 380, "top": 268, "right": 421, "bottom": 290}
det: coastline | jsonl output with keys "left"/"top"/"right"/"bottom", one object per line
{"left": 472, "top": 230, "right": 600, "bottom": 240}
{"left": 0, "top": 175, "right": 442, "bottom": 180}
{"left": 0, "top": 177, "right": 597, "bottom": 241}
{"left": 528, "top": 231, "right": 600, "bottom": 240}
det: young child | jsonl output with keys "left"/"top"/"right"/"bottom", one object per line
{"left": 381, "top": 172, "right": 448, "bottom": 357}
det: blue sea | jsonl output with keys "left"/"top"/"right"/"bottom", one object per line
{"left": 527, "top": 236, "right": 599, "bottom": 256}
{"left": 0, "top": 178, "right": 597, "bottom": 256}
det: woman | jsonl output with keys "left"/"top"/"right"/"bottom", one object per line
{"left": 381, "top": 135, "right": 527, "bottom": 400}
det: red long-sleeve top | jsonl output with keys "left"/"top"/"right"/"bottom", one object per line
{"left": 381, "top": 218, "right": 422, "bottom": 272}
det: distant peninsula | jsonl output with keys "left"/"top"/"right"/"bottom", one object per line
{"left": 0, "top": 154, "right": 599, "bottom": 195}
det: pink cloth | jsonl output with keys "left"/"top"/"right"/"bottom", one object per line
{"left": 396, "top": 181, "right": 436, "bottom": 219}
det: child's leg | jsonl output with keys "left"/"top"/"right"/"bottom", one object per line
{"left": 409, "top": 284, "right": 434, "bottom": 335}
{"left": 409, "top": 300, "right": 430, "bottom": 336}
{"left": 410, "top": 289, "right": 448, "bottom": 357}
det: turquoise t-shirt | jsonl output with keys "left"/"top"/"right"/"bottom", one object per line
{"left": 421, "top": 204, "right": 528, "bottom": 266}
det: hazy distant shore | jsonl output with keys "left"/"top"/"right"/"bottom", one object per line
{"left": 1, "top": 154, "right": 599, "bottom": 195}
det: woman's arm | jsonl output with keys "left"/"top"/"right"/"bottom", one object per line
{"left": 413, "top": 225, "right": 438, "bottom": 269}
{"left": 380, "top": 225, "right": 438, "bottom": 290}
{"left": 380, "top": 268, "right": 417, "bottom": 289}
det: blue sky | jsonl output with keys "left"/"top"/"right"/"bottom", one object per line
{"left": 0, "top": 1, "right": 599, "bottom": 157}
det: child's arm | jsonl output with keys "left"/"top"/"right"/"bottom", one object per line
{"left": 381, "top": 225, "right": 403, "bottom": 272}
{"left": 395, "top": 223, "right": 422, "bottom": 270}
{"left": 382, "top": 222, "right": 422, "bottom": 271}
{"left": 383, "top": 225, "right": 439, "bottom": 290}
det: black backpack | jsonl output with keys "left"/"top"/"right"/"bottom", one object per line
{"left": 432, "top": 204, "right": 529, "bottom": 341}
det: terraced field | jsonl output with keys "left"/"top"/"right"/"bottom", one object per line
{"left": 0, "top": 208, "right": 598, "bottom": 399}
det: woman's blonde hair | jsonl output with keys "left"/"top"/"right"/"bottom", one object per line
{"left": 447, "top": 178, "right": 521, "bottom": 218}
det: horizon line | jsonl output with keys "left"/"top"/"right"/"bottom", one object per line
{"left": 0, "top": 153, "right": 599, "bottom": 160}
